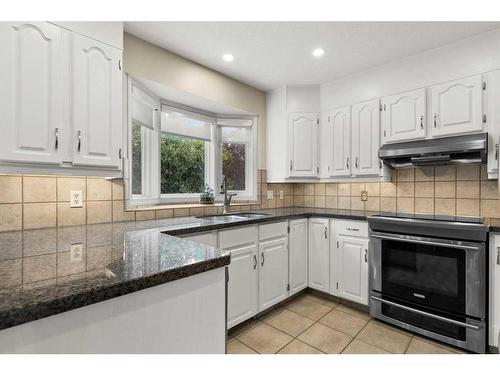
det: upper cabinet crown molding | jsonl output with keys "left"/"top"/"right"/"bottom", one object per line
{"left": 49, "top": 21, "right": 123, "bottom": 50}
{"left": 430, "top": 75, "right": 484, "bottom": 138}
{"left": 381, "top": 88, "right": 426, "bottom": 144}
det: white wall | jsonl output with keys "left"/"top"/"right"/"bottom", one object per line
{"left": 321, "top": 28, "right": 500, "bottom": 110}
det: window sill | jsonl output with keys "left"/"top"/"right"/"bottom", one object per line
{"left": 126, "top": 201, "right": 259, "bottom": 212}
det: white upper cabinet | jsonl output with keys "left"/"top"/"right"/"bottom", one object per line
{"left": 289, "top": 219, "right": 308, "bottom": 295}
{"left": 72, "top": 33, "right": 123, "bottom": 168}
{"left": 430, "top": 75, "right": 484, "bottom": 138}
{"left": 0, "top": 22, "right": 66, "bottom": 165}
{"left": 308, "top": 218, "right": 330, "bottom": 293}
{"left": 381, "top": 88, "right": 426, "bottom": 144}
{"left": 288, "top": 113, "right": 319, "bottom": 177}
{"left": 485, "top": 70, "right": 500, "bottom": 178}
{"left": 351, "top": 99, "right": 381, "bottom": 176}
{"left": 327, "top": 107, "right": 351, "bottom": 177}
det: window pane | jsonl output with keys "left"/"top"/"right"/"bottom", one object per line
{"left": 161, "top": 134, "right": 206, "bottom": 194}
{"left": 131, "top": 123, "right": 143, "bottom": 195}
{"left": 222, "top": 143, "right": 246, "bottom": 191}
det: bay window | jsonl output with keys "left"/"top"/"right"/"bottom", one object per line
{"left": 127, "top": 78, "right": 257, "bottom": 206}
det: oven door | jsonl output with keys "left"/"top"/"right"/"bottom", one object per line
{"left": 369, "top": 231, "right": 486, "bottom": 319}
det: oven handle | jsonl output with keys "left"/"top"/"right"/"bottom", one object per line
{"left": 370, "top": 234, "right": 481, "bottom": 251}
{"left": 370, "top": 296, "right": 482, "bottom": 330}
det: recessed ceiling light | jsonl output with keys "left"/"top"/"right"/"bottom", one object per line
{"left": 222, "top": 54, "right": 234, "bottom": 62}
{"left": 312, "top": 48, "right": 325, "bottom": 58}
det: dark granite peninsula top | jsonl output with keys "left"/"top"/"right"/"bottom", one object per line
{"left": 0, "top": 207, "right": 370, "bottom": 331}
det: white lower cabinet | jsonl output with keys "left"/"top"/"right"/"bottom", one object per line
{"left": 489, "top": 234, "right": 500, "bottom": 349}
{"left": 330, "top": 220, "right": 369, "bottom": 306}
{"left": 219, "top": 226, "right": 258, "bottom": 329}
{"left": 308, "top": 218, "right": 330, "bottom": 293}
{"left": 258, "top": 234, "right": 289, "bottom": 311}
{"left": 289, "top": 219, "right": 308, "bottom": 295}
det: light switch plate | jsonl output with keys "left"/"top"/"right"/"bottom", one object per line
{"left": 361, "top": 191, "right": 368, "bottom": 201}
{"left": 70, "top": 243, "right": 83, "bottom": 262}
{"left": 70, "top": 190, "right": 83, "bottom": 208}
{"left": 267, "top": 190, "right": 274, "bottom": 200}
{"left": 279, "top": 190, "right": 284, "bottom": 200}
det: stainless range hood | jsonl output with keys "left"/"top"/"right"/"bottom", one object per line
{"left": 378, "top": 133, "right": 488, "bottom": 169}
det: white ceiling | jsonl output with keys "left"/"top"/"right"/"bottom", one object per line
{"left": 124, "top": 22, "right": 500, "bottom": 91}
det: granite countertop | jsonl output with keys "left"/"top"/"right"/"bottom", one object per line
{"left": 0, "top": 207, "right": 373, "bottom": 331}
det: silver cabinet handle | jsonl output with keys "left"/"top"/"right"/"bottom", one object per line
{"left": 370, "top": 296, "right": 481, "bottom": 330}
{"left": 253, "top": 254, "right": 257, "bottom": 270}
{"left": 324, "top": 227, "right": 327, "bottom": 239}
{"left": 346, "top": 157, "right": 350, "bottom": 169}
{"left": 497, "top": 247, "right": 500, "bottom": 265}
{"left": 261, "top": 252, "right": 264, "bottom": 267}
{"left": 433, "top": 114, "right": 437, "bottom": 128}
{"left": 77, "top": 130, "right": 81, "bottom": 152}
{"left": 54, "top": 128, "right": 59, "bottom": 150}
{"left": 495, "top": 144, "right": 499, "bottom": 161}
{"left": 290, "top": 160, "right": 293, "bottom": 171}
{"left": 379, "top": 160, "right": 382, "bottom": 169}
{"left": 364, "top": 249, "right": 368, "bottom": 263}
{"left": 355, "top": 156, "right": 359, "bottom": 169}
{"left": 346, "top": 227, "right": 359, "bottom": 231}
{"left": 420, "top": 115, "right": 424, "bottom": 129}
{"left": 119, "top": 148, "right": 122, "bottom": 159}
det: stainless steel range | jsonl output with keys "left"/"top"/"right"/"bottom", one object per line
{"left": 368, "top": 213, "right": 489, "bottom": 353}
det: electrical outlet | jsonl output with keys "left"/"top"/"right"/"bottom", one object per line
{"left": 70, "top": 243, "right": 83, "bottom": 262}
{"left": 361, "top": 190, "right": 368, "bottom": 202}
{"left": 70, "top": 190, "right": 83, "bottom": 208}
{"left": 267, "top": 190, "right": 274, "bottom": 200}
{"left": 279, "top": 190, "right": 284, "bottom": 200}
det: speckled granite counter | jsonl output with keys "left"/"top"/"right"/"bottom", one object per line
{"left": 0, "top": 207, "right": 370, "bottom": 330}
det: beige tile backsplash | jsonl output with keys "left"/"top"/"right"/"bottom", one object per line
{"left": 1, "top": 165, "right": 499, "bottom": 232}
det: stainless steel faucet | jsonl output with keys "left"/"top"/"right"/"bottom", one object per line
{"left": 220, "top": 176, "right": 237, "bottom": 214}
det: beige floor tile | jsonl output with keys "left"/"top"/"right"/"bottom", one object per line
{"left": 238, "top": 323, "right": 293, "bottom": 354}
{"left": 277, "top": 339, "right": 324, "bottom": 354}
{"left": 357, "top": 321, "right": 412, "bottom": 353}
{"left": 298, "top": 323, "right": 352, "bottom": 354}
{"left": 405, "top": 337, "right": 462, "bottom": 354}
{"left": 335, "top": 304, "right": 371, "bottom": 321}
{"left": 342, "top": 339, "right": 390, "bottom": 354}
{"left": 303, "top": 293, "right": 338, "bottom": 308}
{"left": 229, "top": 319, "right": 262, "bottom": 338}
{"left": 319, "top": 309, "right": 368, "bottom": 336}
{"left": 265, "top": 309, "right": 315, "bottom": 337}
{"left": 227, "top": 339, "right": 258, "bottom": 354}
{"left": 285, "top": 295, "right": 333, "bottom": 320}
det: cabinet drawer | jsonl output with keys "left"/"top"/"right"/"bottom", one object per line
{"left": 218, "top": 225, "right": 258, "bottom": 249}
{"left": 259, "top": 221, "right": 288, "bottom": 241}
{"left": 335, "top": 220, "right": 368, "bottom": 238}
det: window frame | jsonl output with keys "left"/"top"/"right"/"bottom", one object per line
{"left": 126, "top": 77, "right": 258, "bottom": 207}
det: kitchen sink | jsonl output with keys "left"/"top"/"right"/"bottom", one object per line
{"left": 195, "top": 212, "right": 269, "bottom": 222}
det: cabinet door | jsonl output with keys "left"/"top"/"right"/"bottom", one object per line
{"left": 430, "top": 75, "right": 483, "bottom": 137}
{"left": 288, "top": 113, "right": 319, "bottom": 177}
{"left": 308, "top": 218, "right": 329, "bottom": 293}
{"left": 289, "top": 219, "right": 308, "bottom": 295}
{"left": 485, "top": 70, "right": 500, "bottom": 177}
{"left": 489, "top": 234, "right": 500, "bottom": 348}
{"left": 351, "top": 99, "right": 381, "bottom": 176}
{"left": 327, "top": 107, "right": 351, "bottom": 177}
{"left": 0, "top": 22, "right": 66, "bottom": 164}
{"left": 226, "top": 243, "right": 258, "bottom": 329}
{"left": 381, "top": 88, "right": 426, "bottom": 144}
{"left": 72, "top": 33, "right": 123, "bottom": 168}
{"left": 337, "top": 235, "right": 369, "bottom": 306}
{"left": 259, "top": 236, "right": 289, "bottom": 311}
